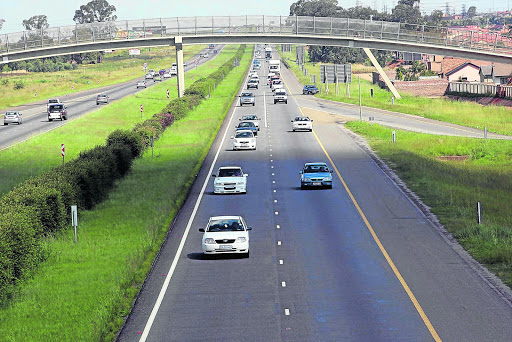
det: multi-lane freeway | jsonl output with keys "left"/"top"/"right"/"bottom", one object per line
{"left": 116, "top": 51, "right": 512, "bottom": 341}
{"left": 0, "top": 45, "right": 225, "bottom": 151}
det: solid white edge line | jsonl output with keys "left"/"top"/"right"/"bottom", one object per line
{"left": 138, "top": 56, "right": 251, "bottom": 342}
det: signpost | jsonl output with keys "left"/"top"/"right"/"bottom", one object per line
{"left": 71, "top": 205, "right": 78, "bottom": 244}
{"left": 140, "top": 104, "right": 143, "bottom": 118}
{"left": 143, "top": 62, "right": 147, "bottom": 72}
{"left": 166, "top": 89, "right": 170, "bottom": 99}
{"left": 61, "top": 144, "right": 65, "bottom": 164}
{"left": 150, "top": 135, "right": 154, "bottom": 157}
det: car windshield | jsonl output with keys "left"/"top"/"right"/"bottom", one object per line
{"left": 208, "top": 219, "right": 244, "bottom": 232}
{"left": 304, "top": 165, "right": 328, "bottom": 173}
{"left": 238, "top": 122, "right": 254, "bottom": 127}
{"left": 295, "top": 117, "right": 310, "bottom": 121}
{"left": 235, "top": 131, "right": 253, "bottom": 138}
{"left": 50, "top": 105, "right": 64, "bottom": 110}
{"left": 242, "top": 115, "right": 257, "bottom": 120}
{"left": 218, "top": 169, "right": 243, "bottom": 177}
{"left": 241, "top": 93, "right": 253, "bottom": 97}
{"left": 48, "top": 99, "right": 58, "bottom": 103}
{"left": 6, "top": 112, "right": 17, "bottom": 115}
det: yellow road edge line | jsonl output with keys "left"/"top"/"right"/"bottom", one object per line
{"left": 282, "top": 70, "right": 441, "bottom": 341}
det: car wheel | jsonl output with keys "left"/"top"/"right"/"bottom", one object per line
{"left": 252, "top": 103, "right": 255, "bottom": 106}
{"left": 48, "top": 118, "right": 52, "bottom": 122}
{"left": 285, "top": 101, "right": 288, "bottom": 104}
{"left": 274, "top": 101, "right": 276, "bottom": 104}
{"left": 243, "top": 251, "right": 250, "bottom": 258}
{"left": 292, "top": 129, "right": 295, "bottom": 132}
{"left": 301, "top": 183, "right": 306, "bottom": 190}
{"left": 64, "top": 116, "right": 68, "bottom": 120}
{"left": 327, "top": 185, "right": 333, "bottom": 189}
{"left": 97, "top": 103, "right": 99, "bottom": 105}
{"left": 3, "top": 123, "right": 7, "bottom": 126}
{"left": 309, "top": 129, "right": 313, "bottom": 132}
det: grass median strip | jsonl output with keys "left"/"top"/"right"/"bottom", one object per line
{"left": 345, "top": 120, "right": 512, "bottom": 287}
{"left": 279, "top": 48, "right": 512, "bottom": 136}
{"left": 0, "top": 45, "right": 205, "bottom": 110}
{"left": 0, "top": 45, "right": 240, "bottom": 196}
{"left": 0, "top": 45, "right": 251, "bottom": 341}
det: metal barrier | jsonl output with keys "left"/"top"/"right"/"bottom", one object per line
{"left": 1, "top": 15, "right": 511, "bottom": 56}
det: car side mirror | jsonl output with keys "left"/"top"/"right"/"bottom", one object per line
{"left": 239, "top": 118, "right": 242, "bottom": 121}
{"left": 212, "top": 174, "right": 216, "bottom": 177}
{"left": 199, "top": 228, "right": 205, "bottom": 232}
{"left": 244, "top": 174, "right": 248, "bottom": 177}
{"left": 247, "top": 227, "right": 252, "bottom": 231}
{"left": 230, "top": 136, "right": 234, "bottom": 139}
{"left": 311, "top": 120, "right": 314, "bottom": 122}
{"left": 291, "top": 120, "right": 293, "bottom": 122}
{"left": 299, "top": 171, "right": 303, "bottom": 174}
{"left": 330, "top": 170, "right": 333, "bottom": 173}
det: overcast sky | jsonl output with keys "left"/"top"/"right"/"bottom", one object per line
{"left": 0, "top": 0, "right": 509, "bottom": 33}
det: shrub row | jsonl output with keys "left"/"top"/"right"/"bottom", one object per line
{"left": 0, "top": 44, "right": 247, "bottom": 298}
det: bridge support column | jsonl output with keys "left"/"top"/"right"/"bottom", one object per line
{"left": 363, "top": 48, "right": 401, "bottom": 100}
{"left": 175, "top": 36, "right": 185, "bottom": 98}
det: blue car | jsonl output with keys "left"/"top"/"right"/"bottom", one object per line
{"left": 300, "top": 162, "right": 333, "bottom": 189}
{"left": 235, "top": 121, "right": 258, "bottom": 136}
{"left": 303, "top": 84, "right": 319, "bottom": 95}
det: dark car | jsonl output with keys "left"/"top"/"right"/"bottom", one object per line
{"left": 96, "top": 94, "right": 109, "bottom": 105}
{"left": 303, "top": 85, "right": 319, "bottom": 95}
{"left": 159, "top": 69, "right": 166, "bottom": 75}
{"left": 235, "top": 121, "right": 258, "bottom": 136}
{"left": 48, "top": 104, "right": 68, "bottom": 121}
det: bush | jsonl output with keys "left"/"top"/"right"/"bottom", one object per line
{"left": 107, "top": 129, "right": 144, "bottom": 158}
{"left": 13, "top": 81, "right": 25, "bottom": 90}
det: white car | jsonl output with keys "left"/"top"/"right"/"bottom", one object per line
{"left": 145, "top": 73, "right": 153, "bottom": 80}
{"left": 212, "top": 166, "right": 248, "bottom": 194}
{"left": 201, "top": 53, "right": 209, "bottom": 58}
{"left": 199, "top": 216, "right": 251, "bottom": 257}
{"left": 163, "top": 72, "right": 171, "bottom": 78}
{"left": 292, "top": 116, "right": 313, "bottom": 132}
{"left": 231, "top": 130, "right": 256, "bottom": 150}
{"left": 272, "top": 84, "right": 284, "bottom": 92}
{"left": 136, "top": 81, "right": 147, "bottom": 88}
{"left": 250, "top": 76, "right": 259, "bottom": 83}
{"left": 274, "top": 90, "right": 288, "bottom": 104}
{"left": 170, "top": 67, "right": 177, "bottom": 76}
{"left": 239, "top": 115, "right": 260, "bottom": 130}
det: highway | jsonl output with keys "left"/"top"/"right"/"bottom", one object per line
{"left": 0, "top": 45, "right": 225, "bottom": 151}
{"left": 117, "top": 51, "right": 512, "bottom": 341}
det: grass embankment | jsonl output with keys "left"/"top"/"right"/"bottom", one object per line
{"left": 279, "top": 47, "right": 512, "bottom": 136}
{"left": 0, "top": 46, "right": 238, "bottom": 196}
{"left": 0, "top": 45, "right": 251, "bottom": 341}
{"left": 345, "top": 121, "right": 512, "bottom": 286}
{"left": 0, "top": 45, "right": 205, "bottom": 110}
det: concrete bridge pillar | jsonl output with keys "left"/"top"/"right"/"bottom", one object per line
{"left": 175, "top": 36, "right": 185, "bottom": 98}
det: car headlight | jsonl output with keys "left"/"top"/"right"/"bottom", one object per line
{"left": 324, "top": 176, "right": 332, "bottom": 181}
{"left": 235, "top": 237, "right": 246, "bottom": 243}
{"left": 237, "top": 181, "right": 244, "bottom": 185}
{"left": 204, "top": 238, "right": 216, "bottom": 244}
{"left": 303, "top": 177, "right": 311, "bottom": 181}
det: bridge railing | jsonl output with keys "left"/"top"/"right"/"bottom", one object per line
{"left": 1, "top": 15, "right": 511, "bottom": 57}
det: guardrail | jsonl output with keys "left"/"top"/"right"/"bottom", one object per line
{"left": 1, "top": 15, "right": 511, "bottom": 57}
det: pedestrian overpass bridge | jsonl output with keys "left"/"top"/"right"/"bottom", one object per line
{"left": 1, "top": 15, "right": 511, "bottom": 64}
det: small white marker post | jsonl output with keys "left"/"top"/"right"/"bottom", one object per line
{"left": 476, "top": 201, "right": 482, "bottom": 225}
{"left": 71, "top": 205, "right": 78, "bottom": 244}
{"left": 392, "top": 131, "right": 396, "bottom": 143}
{"left": 150, "top": 136, "right": 154, "bottom": 157}
{"left": 61, "top": 144, "right": 65, "bottom": 164}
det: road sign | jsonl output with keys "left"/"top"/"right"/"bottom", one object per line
{"left": 166, "top": 89, "right": 170, "bottom": 99}
{"left": 61, "top": 144, "right": 65, "bottom": 157}
{"left": 140, "top": 104, "right": 143, "bottom": 113}
{"left": 320, "top": 64, "right": 352, "bottom": 84}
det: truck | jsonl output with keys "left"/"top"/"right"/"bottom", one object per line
{"left": 265, "top": 47, "right": 272, "bottom": 59}
{"left": 269, "top": 60, "right": 280, "bottom": 74}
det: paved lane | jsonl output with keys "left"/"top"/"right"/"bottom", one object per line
{"left": 280, "top": 65, "right": 511, "bottom": 140}
{"left": 0, "top": 45, "right": 225, "bottom": 151}
{"left": 118, "top": 53, "right": 512, "bottom": 342}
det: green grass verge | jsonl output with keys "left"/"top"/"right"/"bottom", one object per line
{"left": 0, "top": 45, "right": 251, "bottom": 341}
{"left": 278, "top": 48, "right": 512, "bottom": 136}
{"left": 345, "top": 120, "right": 512, "bottom": 287}
{"left": 0, "top": 45, "right": 205, "bottom": 110}
{"left": 0, "top": 45, "right": 241, "bottom": 197}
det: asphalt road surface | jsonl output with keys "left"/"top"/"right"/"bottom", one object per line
{"left": 0, "top": 45, "right": 225, "bottom": 151}
{"left": 117, "top": 52, "right": 512, "bottom": 341}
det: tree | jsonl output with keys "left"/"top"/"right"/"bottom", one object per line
{"left": 391, "top": 2, "right": 422, "bottom": 23}
{"left": 22, "top": 15, "right": 49, "bottom": 30}
{"left": 467, "top": 6, "right": 476, "bottom": 18}
{"left": 289, "top": 0, "right": 340, "bottom": 17}
{"left": 429, "top": 10, "right": 444, "bottom": 25}
{"left": 0, "top": 19, "right": 5, "bottom": 31}
{"left": 73, "top": 0, "right": 117, "bottom": 24}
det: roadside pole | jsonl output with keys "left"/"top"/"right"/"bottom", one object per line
{"left": 71, "top": 205, "right": 78, "bottom": 244}
{"left": 61, "top": 144, "right": 65, "bottom": 164}
{"left": 358, "top": 76, "right": 362, "bottom": 121}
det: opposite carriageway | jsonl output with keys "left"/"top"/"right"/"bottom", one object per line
{"left": 1, "top": 15, "right": 512, "bottom": 64}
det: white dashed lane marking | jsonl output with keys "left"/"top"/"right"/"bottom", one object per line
{"left": 282, "top": 281, "right": 286, "bottom": 287}
{"left": 276, "top": 225, "right": 280, "bottom": 229}
{"left": 279, "top": 260, "right": 284, "bottom": 265}
{"left": 285, "top": 309, "right": 290, "bottom": 316}
{"left": 278, "top": 241, "right": 282, "bottom": 245}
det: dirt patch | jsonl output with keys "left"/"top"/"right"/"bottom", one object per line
{"left": 437, "top": 155, "right": 469, "bottom": 161}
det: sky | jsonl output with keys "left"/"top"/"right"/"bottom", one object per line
{"left": 0, "top": 0, "right": 509, "bottom": 34}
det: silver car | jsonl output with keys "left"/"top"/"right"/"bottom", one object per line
{"left": 239, "top": 115, "right": 260, "bottom": 130}
{"left": 240, "top": 92, "right": 255, "bottom": 106}
{"left": 3, "top": 111, "right": 22, "bottom": 125}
